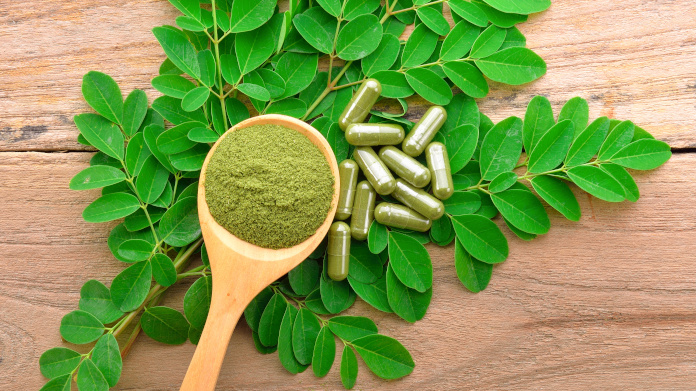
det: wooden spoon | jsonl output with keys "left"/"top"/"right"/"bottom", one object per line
{"left": 180, "top": 114, "right": 339, "bottom": 391}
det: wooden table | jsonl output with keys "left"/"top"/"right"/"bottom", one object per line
{"left": 1, "top": 0, "right": 695, "bottom": 389}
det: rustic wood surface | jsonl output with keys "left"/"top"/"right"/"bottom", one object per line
{"left": 1, "top": 0, "right": 695, "bottom": 390}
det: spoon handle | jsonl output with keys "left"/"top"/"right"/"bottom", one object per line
{"left": 179, "top": 283, "right": 247, "bottom": 391}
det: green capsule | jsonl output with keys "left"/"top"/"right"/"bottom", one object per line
{"left": 378, "top": 146, "right": 431, "bottom": 188}
{"left": 353, "top": 146, "right": 396, "bottom": 195}
{"left": 374, "top": 202, "right": 432, "bottom": 232}
{"left": 345, "top": 123, "right": 405, "bottom": 146}
{"left": 426, "top": 142, "right": 454, "bottom": 200}
{"left": 338, "top": 79, "right": 382, "bottom": 131}
{"left": 327, "top": 222, "right": 351, "bottom": 281}
{"left": 350, "top": 181, "right": 376, "bottom": 241}
{"left": 402, "top": 106, "right": 447, "bottom": 157}
{"left": 391, "top": 179, "right": 444, "bottom": 220}
{"left": 336, "top": 159, "right": 359, "bottom": 220}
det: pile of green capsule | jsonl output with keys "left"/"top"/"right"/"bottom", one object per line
{"left": 326, "top": 79, "right": 453, "bottom": 281}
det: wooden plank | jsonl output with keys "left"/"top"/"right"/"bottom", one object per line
{"left": 1, "top": 0, "right": 695, "bottom": 151}
{"left": 2, "top": 151, "right": 695, "bottom": 390}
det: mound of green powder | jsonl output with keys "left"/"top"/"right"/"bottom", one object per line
{"left": 205, "top": 124, "right": 334, "bottom": 249}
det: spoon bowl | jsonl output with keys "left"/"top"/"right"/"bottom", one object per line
{"left": 180, "top": 114, "right": 339, "bottom": 391}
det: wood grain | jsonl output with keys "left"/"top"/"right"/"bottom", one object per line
{"left": 1, "top": 0, "right": 695, "bottom": 151}
{"left": 1, "top": 151, "right": 695, "bottom": 390}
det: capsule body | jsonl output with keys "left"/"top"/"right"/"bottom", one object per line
{"left": 345, "top": 123, "right": 404, "bottom": 146}
{"left": 353, "top": 146, "right": 396, "bottom": 195}
{"left": 327, "top": 222, "right": 351, "bottom": 281}
{"left": 338, "top": 79, "right": 382, "bottom": 131}
{"left": 402, "top": 106, "right": 447, "bottom": 157}
{"left": 374, "top": 202, "right": 432, "bottom": 232}
{"left": 426, "top": 142, "right": 454, "bottom": 200}
{"left": 336, "top": 159, "right": 359, "bottom": 220}
{"left": 378, "top": 146, "right": 431, "bottom": 188}
{"left": 350, "top": 181, "right": 376, "bottom": 241}
{"left": 391, "top": 179, "right": 445, "bottom": 220}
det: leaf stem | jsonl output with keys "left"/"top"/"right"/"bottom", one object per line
{"left": 389, "top": 0, "right": 448, "bottom": 15}
{"left": 211, "top": 0, "right": 229, "bottom": 133}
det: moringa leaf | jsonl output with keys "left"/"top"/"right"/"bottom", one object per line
{"left": 183, "top": 275, "right": 212, "bottom": 330}
{"left": 244, "top": 287, "right": 274, "bottom": 332}
{"left": 443, "top": 191, "right": 481, "bottom": 215}
{"left": 336, "top": 14, "right": 382, "bottom": 61}
{"left": 440, "top": 21, "right": 480, "bottom": 61}
{"left": 159, "top": 196, "right": 201, "bottom": 246}
{"left": 491, "top": 189, "right": 550, "bottom": 234}
{"left": 558, "top": 97, "right": 589, "bottom": 138}
{"left": 404, "top": 68, "right": 452, "bottom": 105}
{"left": 530, "top": 175, "right": 581, "bottom": 221}
{"left": 371, "top": 70, "right": 414, "bottom": 98}
{"left": 74, "top": 114, "right": 124, "bottom": 160}
{"left": 565, "top": 116, "right": 610, "bottom": 166}
{"left": 76, "top": 358, "right": 109, "bottom": 391}
{"left": 288, "top": 258, "right": 321, "bottom": 296}
{"left": 479, "top": 116, "right": 523, "bottom": 180}
{"left": 470, "top": 25, "right": 507, "bottom": 58}
{"left": 235, "top": 23, "right": 275, "bottom": 74}
{"left": 448, "top": 0, "right": 489, "bottom": 27}
{"left": 328, "top": 316, "right": 378, "bottom": 341}
{"left": 92, "top": 333, "right": 122, "bottom": 387}
{"left": 451, "top": 214, "right": 509, "bottom": 263}
{"left": 237, "top": 83, "right": 271, "bottom": 101}
{"left": 488, "top": 171, "right": 518, "bottom": 193}
{"left": 122, "top": 89, "right": 148, "bottom": 136}
{"left": 151, "top": 253, "right": 177, "bottom": 287}
{"left": 416, "top": 6, "right": 450, "bottom": 36}
{"left": 480, "top": 0, "right": 550, "bottom": 14}
{"left": 39, "top": 348, "right": 82, "bottom": 380}
{"left": 79, "top": 280, "right": 123, "bottom": 324}
{"left": 229, "top": 0, "right": 276, "bottom": 33}
{"left": 117, "top": 239, "right": 154, "bottom": 262}
{"left": 598, "top": 120, "right": 635, "bottom": 161}
{"left": 352, "top": 334, "right": 415, "bottom": 379}
{"left": 70, "top": 165, "right": 126, "bottom": 191}
{"left": 341, "top": 346, "right": 359, "bottom": 389}
{"left": 276, "top": 52, "right": 319, "bottom": 98}
{"left": 278, "top": 306, "right": 309, "bottom": 374}
{"left": 181, "top": 86, "right": 210, "bottom": 112}
{"left": 475, "top": 47, "right": 546, "bottom": 85}
{"left": 320, "top": 274, "right": 356, "bottom": 313}
{"left": 136, "top": 155, "right": 170, "bottom": 203}
{"left": 59, "top": 310, "right": 104, "bottom": 344}
{"left": 348, "top": 271, "right": 393, "bottom": 313}
{"left": 110, "top": 260, "right": 152, "bottom": 312}
{"left": 567, "top": 165, "right": 625, "bottom": 202}
{"left": 386, "top": 265, "right": 432, "bottom": 322}
{"left": 140, "top": 306, "right": 190, "bottom": 345}
{"left": 388, "top": 232, "right": 433, "bottom": 292}
{"left": 601, "top": 163, "right": 640, "bottom": 202}
{"left": 82, "top": 193, "right": 140, "bottom": 223}
{"left": 442, "top": 62, "right": 489, "bottom": 98}
{"left": 343, "top": 0, "right": 381, "bottom": 20}
{"left": 292, "top": 7, "right": 337, "bottom": 54}
{"left": 367, "top": 220, "right": 389, "bottom": 254}
{"left": 454, "top": 239, "right": 492, "bottom": 293}
{"left": 312, "top": 327, "right": 336, "bottom": 377}
{"left": 292, "top": 307, "right": 322, "bottom": 365}
{"left": 82, "top": 71, "right": 123, "bottom": 125}
{"left": 152, "top": 26, "right": 200, "bottom": 79}
{"left": 265, "top": 98, "right": 308, "bottom": 118}
{"left": 401, "top": 23, "right": 439, "bottom": 68}
{"left": 258, "top": 293, "right": 287, "bottom": 347}
{"left": 349, "top": 240, "right": 383, "bottom": 284}
{"left": 362, "top": 34, "right": 401, "bottom": 76}
{"left": 527, "top": 119, "right": 574, "bottom": 173}
{"left": 523, "top": 95, "right": 555, "bottom": 153}
{"left": 609, "top": 139, "right": 671, "bottom": 170}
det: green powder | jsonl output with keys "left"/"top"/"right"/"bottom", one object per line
{"left": 205, "top": 124, "right": 334, "bottom": 249}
